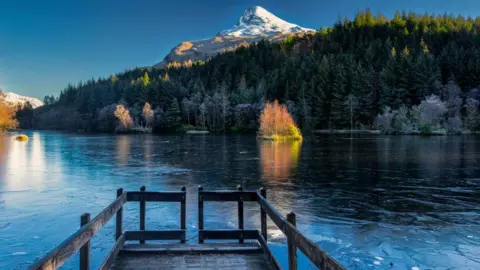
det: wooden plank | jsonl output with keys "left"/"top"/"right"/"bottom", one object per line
{"left": 29, "top": 192, "right": 127, "bottom": 270}
{"left": 79, "top": 213, "right": 90, "bottom": 270}
{"left": 200, "top": 229, "right": 259, "bottom": 240}
{"left": 180, "top": 186, "right": 186, "bottom": 243}
{"left": 256, "top": 191, "right": 345, "bottom": 270}
{"left": 257, "top": 234, "right": 281, "bottom": 270}
{"left": 237, "top": 185, "right": 244, "bottom": 243}
{"left": 139, "top": 186, "right": 146, "bottom": 244}
{"left": 256, "top": 191, "right": 287, "bottom": 230}
{"left": 287, "top": 212, "right": 297, "bottom": 270}
{"left": 259, "top": 188, "right": 267, "bottom": 240}
{"left": 199, "top": 191, "right": 257, "bottom": 201}
{"left": 126, "top": 191, "right": 184, "bottom": 202}
{"left": 116, "top": 188, "right": 123, "bottom": 240}
{"left": 198, "top": 185, "right": 204, "bottom": 244}
{"left": 99, "top": 234, "right": 125, "bottom": 270}
{"left": 124, "top": 230, "right": 185, "bottom": 241}
{"left": 120, "top": 242, "right": 263, "bottom": 254}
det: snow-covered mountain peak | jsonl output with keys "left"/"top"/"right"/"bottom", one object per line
{"left": 0, "top": 90, "right": 43, "bottom": 109}
{"left": 220, "top": 6, "right": 314, "bottom": 37}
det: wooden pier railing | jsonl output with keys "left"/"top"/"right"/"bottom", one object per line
{"left": 29, "top": 186, "right": 345, "bottom": 270}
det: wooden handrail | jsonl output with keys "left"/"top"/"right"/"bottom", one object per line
{"left": 256, "top": 191, "right": 346, "bottom": 270}
{"left": 29, "top": 192, "right": 127, "bottom": 270}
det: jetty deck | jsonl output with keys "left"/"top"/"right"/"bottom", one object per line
{"left": 29, "top": 186, "right": 345, "bottom": 270}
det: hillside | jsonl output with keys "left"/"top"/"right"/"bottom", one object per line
{"left": 30, "top": 10, "right": 480, "bottom": 134}
{"left": 0, "top": 90, "right": 43, "bottom": 109}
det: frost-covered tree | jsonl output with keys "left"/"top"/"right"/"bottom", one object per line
{"left": 344, "top": 94, "right": 359, "bottom": 132}
{"left": 114, "top": 104, "right": 133, "bottom": 131}
{"left": 465, "top": 98, "right": 480, "bottom": 131}
{"left": 142, "top": 102, "right": 154, "bottom": 127}
{"left": 415, "top": 95, "right": 447, "bottom": 133}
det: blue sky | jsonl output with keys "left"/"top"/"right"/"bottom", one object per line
{"left": 1, "top": 0, "right": 480, "bottom": 98}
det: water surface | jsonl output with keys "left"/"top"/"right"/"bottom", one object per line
{"left": 0, "top": 132, "right": 479, "bottom": 269}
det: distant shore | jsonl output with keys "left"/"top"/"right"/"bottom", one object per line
{"left": 315, "top": 129, "right": 480, "bottom": 135}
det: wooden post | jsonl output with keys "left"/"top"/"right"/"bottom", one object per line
{"left": 180, "top": 186, "right": 186, "bottom": 243}
{"left": 198, "top": 185, "right": 204, "bottom": 243}
{"left": 259, "top": 187, "right": 267, "bottom": 240}
{"left": 116, "top": 188, "right": 123, "bottom": 240}
{"left": 140, "top": 186, "right": 146, "bottom": 244}
{"left": 80, "top": 213, "right": 91, "bottom": 270}
{"left": 287, "top": 212, "right": 297, "bottom": 270}
{"left": 237, "top": 185, "right": 244, "bottom": 243}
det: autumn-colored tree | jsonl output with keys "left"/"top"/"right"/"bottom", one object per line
{"left": 114, "top": 104, "right": 133, "bottom": 131}
{"left": 258, "top": 100, "right": 302, "bottom": 141}
{"left": 0, "top": 102, "right": 18, "bottom": 132}
{"left": 142, "top": 102, "right": 154, "bottom": 127}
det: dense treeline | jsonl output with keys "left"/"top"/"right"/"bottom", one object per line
{"left": 27, "top": 10, "right": 480, "bottom": 133}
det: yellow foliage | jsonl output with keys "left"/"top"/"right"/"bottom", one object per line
{"left": 0, "top": 102, "right": 18, "bottom": 132}
{"left": 258, "top": 100, "right": 302, "bottom": 141}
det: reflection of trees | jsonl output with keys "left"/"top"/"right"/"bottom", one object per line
{"left": 259, "top": 140, "right": 301, "bottom": 181}
{"left": 0, "top": 136, "right": 9, "bottom": 167}
{"left": 116, "top": 135, "right": 131, "bottom": 165}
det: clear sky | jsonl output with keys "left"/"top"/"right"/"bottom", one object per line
{"left": 1, "top": 0, "right": 480, "bottom": 99}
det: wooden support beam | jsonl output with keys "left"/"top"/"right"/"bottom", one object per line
{"left": 259, "top": 188, "right": 267, "bottom": 241}
{"left": 125, "top": 230, "right": 185, "bottom": 241}
{"left": 199, "top": 191, "right": 257, "bottom": 202}
{"left": 116, "top": 188, "right": 123, "bottom": 241}
{"left": 180, "top": 186, "right": 186, "bottom": 243}
{"left": 99, "top": 234, "right": 125, "bottom": 270}
{"left": 199, "top": 229, "right": 259, "bottom": 240}
{"left": 256, "top": 191, "right": 346, "bottom": 270}
{"left": 139, "top": 186, "right": 146, "bottom": 244}
{"left": 198, "top": 185, "right": 204, "bottom": 244}
{"left": 287, "top": 212, "right": 297, "bottom": 270}
{"left": 237, "top": 185, "right": 244, "bottom": 243}
{"left": 29, "top": 192, "right": 126, "bottom": 270}
{"left": 257, "top": 234, "right": 281, "bottom": 270}
{"left": 126, "top": 191, "right": 185, "bottom": 202}
{"left": 80, "top": 213, "right": 90, "bottom": 270}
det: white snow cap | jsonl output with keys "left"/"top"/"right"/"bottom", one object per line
{"left": 0, "top": 90, "right": 43, "bottom": 108}
{"left": 220, "top": 6, "right": 314, "bottom": 37}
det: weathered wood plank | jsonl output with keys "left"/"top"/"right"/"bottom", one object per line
{"left": 199, "top": 191, "right": 257, "bottom": 201}
{"left": 287, "top": 212, "right": 297, "bottom": 270}
{"left": 200, "top": 229, "right": 259, "bottom": 240}
{"left": 126, "top": 191, "right": 184, "bottom": 202}
{"left": 99, "top": 234, "right": 125, "bottom": 270}
{"left": 198, "top": 185, "right": 204, "bottom": 244}
{"left": 124, "top": 230, "right": 185, "bottom": 241}
{"left": 259, "top": 188, "right": 267, "bottom": 241}
{"left": 79, "top": 213, "right": 90, "bottom": 270}
{"left": 257, "top": 234, "right": 281, "bottom": 270}
{"left": 139, "top": 186, "right": 146, "bottom": 244}
{"left": 256, "top": 191, "right": 345, "bottom": 270}
{"left": 115, "top": 188, "right": 123, "bottom": 241}
{"left": 180, "top": 186, "right": 186, "bottom": 243}
{"left": 29, "top": 192, "right": 127, "bottom": 270}
{"left": 237, "top": 185, "right": 244, "bottom": 243}
{"left": 120, "top": 242, "right": 263, "bottom": 254}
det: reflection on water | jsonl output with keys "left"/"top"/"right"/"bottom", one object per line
{"left": 116, "top": 135, "right": 131, "bottom": 165}
{"left": 259, "top": 140, "right": 301, "bottom": 181}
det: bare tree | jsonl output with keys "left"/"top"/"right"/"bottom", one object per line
{"left": 114, "top": 104, "right": 133, "bottom": 131}
{"left": 142, "top": 102, "right": 154, "bottom": 127}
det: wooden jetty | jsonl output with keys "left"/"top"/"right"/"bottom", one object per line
{"left": 29, "top": 186, "right": 345, "bottom": 270}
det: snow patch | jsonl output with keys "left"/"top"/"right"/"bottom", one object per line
{"left": 220, "top": 6, "right": 314, "bottom": 38}
{"left": 0, "top": 90, "right": 43, "bottom": 108}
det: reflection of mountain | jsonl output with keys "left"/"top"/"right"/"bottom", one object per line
{"left": 259, "top": 141, "right": 301, "bottom": 180}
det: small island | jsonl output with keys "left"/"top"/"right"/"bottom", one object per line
{"left": 258, "top": 100, "right": 302, "bottom": 141}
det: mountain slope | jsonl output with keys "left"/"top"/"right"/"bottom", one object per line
{"left": 153, "top": 6, "right": 314, "bottom": 68}
{"left": 0, "top": 90, "right": 43, "bottom": 109}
